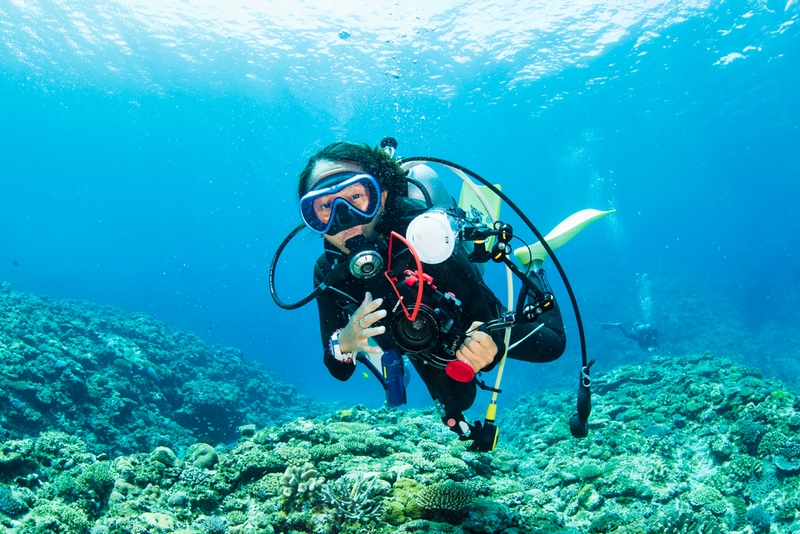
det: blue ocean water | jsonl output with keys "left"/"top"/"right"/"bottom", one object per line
{"left": 1, "top": 0, "right": 798, "bottom": 411}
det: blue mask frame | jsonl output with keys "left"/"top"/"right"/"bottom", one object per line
{"left": 300, "top": 172, "right": 382, "bottom": 235}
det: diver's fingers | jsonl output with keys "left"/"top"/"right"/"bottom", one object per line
{"left": 468, "top": 330, "right": 495, "bottom": 351}
{"left": 455, "top": 347, "right": 480, "bottom": 373}
{"left": 358, "top": 325, "right": 386, "bottom": 340}
{"left": 353, "top": 292, "right": 373, "bottom": 316}
{"left": 457, "top": 326, "right": 498, "bottom": 371}
{"left": 356, "top": 294, "right": 384, "bottom": 317}
{"left": 466, "top": 321, "right": 496, "bottom": 350}
{"left": 359, "top": 308, "right": 387, "bottom": 329}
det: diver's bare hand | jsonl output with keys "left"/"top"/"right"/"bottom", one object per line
{"left": 338, "top": 292, "right": 387, "bottom": 355}
{"left": 456, "top": 321, "right": 498, "bottom": 373}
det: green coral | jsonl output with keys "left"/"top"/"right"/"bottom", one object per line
{"left": 279, "top": 462, "right": 323, "bottom": 499}
{"left": 577, "top": 462, "right": 604, "bottom": 480}
{"left": 340, "top": 433, "right": 397, "bottom": 456}
{"left": 727, "top": 454, "right": 762, "bottom": 481}
{"left": 649, "top": 508, "right": 728, "bottom": 533}
{"left": 34, "top": 431, "right": 89, "bottom": 467}
{"left": 433, "top": 455, "right": 470, "bottom": 479}
{"left": 0, "top": 486, "right": 29, "bottom": 517}
{"left": 736, "top": 418, "right": 766, "bottom": 449}
{"left": 150, "top": 446, "right": 179, "bottom": 467}
{"left": 186, "top": 443, "right": 218, "bottom": 469}
{"left": 274, "top": 443, "right": 312, "bottom": 466}
{"left": 77, "top": 461, "right": 115, "bottom": 498}
{"left": 179, "top": 465, "right": 216, "bottom": 488}
{"left": 688, "top": 486, "right": 729, "bottom": 515}
{"left": 383, "top": 499, "right": 406, "bottom": 525}
{"left": 308, "top": 442, "right": 346, "bottom": 463}
{"left": 226, "top": 509, "right": 247, "bottom": 525}
{"left": 326, "top": 422, "right": 372, "bottom": 439}
{"left": 416, "top": 480, "right": 475, "bottom": 513}
{"left": 757, "top": 430, "right": 788, "bottom": 458}
{"left": 589, "top": 512, "right": 623, "bottom": 533}
{"left": 22, "top": 502, "right": 90, "bottom": 533}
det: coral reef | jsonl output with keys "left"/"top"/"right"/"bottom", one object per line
{"left": 416, "top": 479, "right": 475, "bottom": 522}
{"left": 3, "top": 283, "right": 800, "bottom": 532}
{"left": 500, "top": 351, "right": 800, "bottom": 533}
{"left": 0, "top": 350, "right": 798, "bottom": 532}
{"left": 320, "top": 472, "right": 388, "bottom": 522}
{"left": 0, "top": 282, "right": 316, "bottom": 456}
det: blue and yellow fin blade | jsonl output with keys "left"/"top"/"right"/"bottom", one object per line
{"left": 514, "top": 209, "right": 616, "bottom": 267}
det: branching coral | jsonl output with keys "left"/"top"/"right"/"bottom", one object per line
{"left": 320, "top": 472, "right": 388, "bottom": 522}
{"left": 747, "top": 506, "right": 773, "bottom": 533}
{"left": 201, "top": 515, "right": 228, "bottom": 534}
{"left": 649, "top": 508, "right": 727, "bottom": 533}
{"left": 77, "top": 461, "right": 115, "bottom": 498}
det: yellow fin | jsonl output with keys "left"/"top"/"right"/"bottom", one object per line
{"left": 514, "top": 209, "right": 615, "bottom": 267}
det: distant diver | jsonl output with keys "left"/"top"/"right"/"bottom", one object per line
{"left": 602, "top": 322, "right": 660, "bottom": 352}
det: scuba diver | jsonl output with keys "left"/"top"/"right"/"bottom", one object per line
{"left": 602, "top": 322, "right": 661, "bottom": 352}
{"left": 271, "top": 138, "right": 613, "bottom": 450}
{"left": 296, "top": 141, "right": 565, "bottom": 436}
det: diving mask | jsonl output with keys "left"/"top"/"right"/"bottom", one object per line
{"left": 300, "top": 172, "right": 382, "bottom": 235}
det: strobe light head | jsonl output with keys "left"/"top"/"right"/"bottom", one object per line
{"left": 406, "top": 208, "right": 462, "bottom": 264}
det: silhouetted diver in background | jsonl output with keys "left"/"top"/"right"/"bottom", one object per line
{"left": 602, "top": 322, "right": 660, "bottom": 352}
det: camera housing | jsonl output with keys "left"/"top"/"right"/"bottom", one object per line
{"left": 386, "top": 270, "right": 465, "bottom": 369}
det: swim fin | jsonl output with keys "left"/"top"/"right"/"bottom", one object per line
{"left": 601, "top": 323, "right": 622, "bottom": 331}
{"left": 514, "top": 209, "right": 615, "bottom": 267}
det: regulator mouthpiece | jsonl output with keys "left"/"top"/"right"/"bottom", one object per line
{"left": 406, "top": 208, "right": 462, "bottom": 264}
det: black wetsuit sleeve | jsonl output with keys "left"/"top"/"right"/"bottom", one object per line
{"left": 312, "top": 256, "right": 358, "bottom": 382}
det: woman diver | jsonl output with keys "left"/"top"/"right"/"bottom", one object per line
{"left": 292, "top": 141, "right": 567, "bottom": 439}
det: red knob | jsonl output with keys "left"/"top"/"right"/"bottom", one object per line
{"left": 446, "top": 360, "right": 475, "bottom": 383}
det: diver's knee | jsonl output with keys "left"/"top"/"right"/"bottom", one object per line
{"left": 507, "top": 329, "right": 566, "bottom": 363}
{"left": 539, "top": 333, "right": 566, "bottom": 362}
{"left": 553, "top": 332, "right": 567, "bottom": 359}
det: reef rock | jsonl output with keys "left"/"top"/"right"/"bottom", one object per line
{"left": 0, "top": 283, "right": 316, "bottom": 456}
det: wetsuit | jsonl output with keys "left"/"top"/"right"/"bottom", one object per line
{"left": 312, "top": 197, "right": 566, "bottom": 428}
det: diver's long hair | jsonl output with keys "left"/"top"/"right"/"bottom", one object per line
{"left": 297, "top": 142, "right": 407, "bottom": 202}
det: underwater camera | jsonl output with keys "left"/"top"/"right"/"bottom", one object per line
{"left": 387, "top": 270, "right": 463, "bottom": 358}
{"left": 343, "top": 228, "right": 476, "bottom": 383}
{"left": 384, "top": 265, "right": 476, "bottom": 383}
